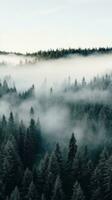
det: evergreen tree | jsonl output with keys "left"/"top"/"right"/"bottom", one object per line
{"left": 41, "top": 193, "right": 46, "bottom": 200}
{"left": 64, "top": 133, "right": 77, "bottom": 199}
{"left": 0, "top": 179, "right": 5, "bottom": 200}
{"left": 17, "top": 121, "right": 26, "bottom": 166}
{"left": 23, "top": 128, "right": 35, "bottom": 169}
{"left": 3, "top": 138, "right": 22, "bottom": 196}
{"left": 44, "top": 171, "right": 55, "bottom": 200}
{"left": 29, "top": 118, "right": 41, "bottom": 155}
{"left": 91, "top": 187, "right": 102, "bottom": 200}
{"left": 48, "top": 152, "right": 60, "bottom": 179}
{"left": 8, "top": 112, "right": 16, "bottom": 136}
{"left": 54, "top": 143, "right": 63, "bottom": 177}
{"left": 38, "top": 153, "right": 50, "bottom": 195}
{"left": 27, "top": 181, "right": 38, "bottom": 200}
{"left": 0, "top": 115, "right": 7, "bottom": 142}
{"left": 52, "top": 176, "right": 64, "bottom": 200}
{"left": 10, "top": 187, "right": 20, "bottom": 200}
{"left": 22, "top": 168, "right": 33, "bottom": 200}
{"left": 71, "top": 181, "right": 85, "bottom": 200}
{"left": 30, "top": 107, "right": 34, "bottom": 117}
{"left": 78, "top": 146, "right": 92, "bottom": 199}
{"left": 91, "top": 148, "right": 109, "bottom": 200}
{"left": 68, "top": 133, "right": 77, "bottom": 164}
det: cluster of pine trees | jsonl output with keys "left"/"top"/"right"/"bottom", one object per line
{"left": 0, "top": 118, "right": 112, "bottom": 200}
{"left": 1, "top": 47, "right": 112, "bottom": 61}
{"left": 1, "top": 76, "right": 112, "bottom": 199}
{"left": 0, "top": 79, "right": 35, "bottom": 100}
{"left": 63, "top": 74, "right": 112, "bottom": 92}
{"left": 0, "top": 112, "right": 42, "bottom": 200}
{"left": 30, "top": 47, "right": 112, "bottom": 59}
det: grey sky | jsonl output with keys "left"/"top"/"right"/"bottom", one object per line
{"left": 0, "top": 0, "right": 112, "bottom": 52}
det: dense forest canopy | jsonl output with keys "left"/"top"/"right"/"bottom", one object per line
{"left": 0, "top": 52, "right": 112, "bottom": 199}
{"left": 0, "top": 72, "right": 112, "bottom": 199}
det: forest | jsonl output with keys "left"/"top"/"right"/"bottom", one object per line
{"left": 0, "top": 73, "right": 112, "bottom": 200}
{"left": 1, "top": 47, "right": 112, "bottom": 60}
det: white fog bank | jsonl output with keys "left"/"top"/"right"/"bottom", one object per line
{"left": 0, "top": 54, "right": 112, "bottom": 91}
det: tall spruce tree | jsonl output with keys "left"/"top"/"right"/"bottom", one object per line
{"left": 22, "top": 168, "right": 33, "bottom": 200}
{"left": 27, "top": 181, "right": 38, "bottom": 200}
{"left": 54, "top": 143, "right": 63, "bottom": 177}
{"left": 71, "top": 181, "right": 85, "bottom": 200}
{"left": 52, "top": 176, "right": 64, "bottom": 200}
{"left": 64, "top": 133, "right": 77, "bottom": 199}
{"left": 68, "top": 133, "right": 77, "bottom": 164}
{"left": 3, "top": 138, "right": 22, "bottom": 196}
{"left": 9, "top": 187, "right": 20, "bottom": 200}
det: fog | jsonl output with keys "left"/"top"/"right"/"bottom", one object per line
{"left": 0, "top": 53, "right": 112, "bottom": 146}
{"left": 0, "top": 54, "right": 112, "bottom": 91}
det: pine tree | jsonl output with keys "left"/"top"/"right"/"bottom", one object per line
{"left": 102, "top": 154, "right": 112, "bottom": 200}
{"left": 71, "top": 181, "right": 85, "bottom": 200}
{"left": 3, "top": 138, "right": 22, "bottom": 196}
{"left": 44, "top": 152, "right": 60, "bottom": 200}
{"left": 41, "top": 193, "right": 46, "bottom": 200}
{"left": 52, "top": 176, "right": 64, "bottom": 200}
{"left": 27, "top": 181, "right": 38, "bottom": 200}
{"left": 29, "top": 118, "right": 42, "bottom": 156}
{"left": 48, "top": 152, "right": 60, "bottom": 179}
{"left": 64, "top": 133, "right": 77, "bottom": 199}
{"left": 22, "top": 168, "right": 33, "bottom": 200}
{"left": 91, "top": 148, "right": 109, "bottom": 200}
{"left": 8, "top": 112, "right": 16, "bottom": 136}
{"left": 38, "top": 153, "right": 50, "bottom": 195}
{"left": 30, "top": 107, "right": 34, "bottom": 117}
{"left": 17, "top": 121, "right": 26, "bottom": 166}
{"left": 91, "top": 187, "right": 102, "bottom": 200}
{"left": 3, "top": 80, "right": 8, "bottom": 92}
{"left": 54, "top": 143, "right": 63, "bottom": 177}
{"left": 10, "top": 187, "right": 20, "bottom": 200}
{"left": 78, "top": 146, "right": 92, "bottom": 200}
{"left": 0, "top": 179, "right": 5, "bottom": 200}
{"left": 32, "top": 166, "right": 43, "bottom": 199}
{"left": 44, "top": 171, "right": 55, "bottom": 200}
{"left": 24, "top": 128, "right": 35, "bottom": 169}
{"left": 0, "top": 115, "right": 7, "bottom": 142}
{"left": 68, "top": 133, "right": 77, "bottom": 164}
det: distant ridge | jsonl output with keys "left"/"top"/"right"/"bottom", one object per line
{"left": 0, "top": 47, "right": 112, "bottom": 60}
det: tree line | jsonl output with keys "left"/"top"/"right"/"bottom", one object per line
{"left": 0, "top": 47, "right": 112, "bottom": 60}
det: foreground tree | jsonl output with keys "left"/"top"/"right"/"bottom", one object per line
{"left": 52, "top": 176, "right": 64, "bottom": 200}
{"left": 10, "top": 187, "right": 20, "bottom": 200}
{"left": 27, "top": 181, "right": 38, "bottom": 200}
{"left": 3, "top": 139, "right": 22, "bottom": 196}
{"left": 71, "top": 181, "right": 85, "bottom": 200}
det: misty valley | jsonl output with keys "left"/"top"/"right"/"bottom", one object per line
{"left": 0, "top": 51, "right": 112, "bottom": 200}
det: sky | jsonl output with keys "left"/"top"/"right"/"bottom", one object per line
{"left": 0, "top": 0, "right": 112, "bottom": 52}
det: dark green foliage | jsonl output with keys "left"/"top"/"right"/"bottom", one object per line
{"left": 2, "top": 138, "right": 22, "bottom": 196}
{"left": 9, "top": 187, "right": 20, "bottom": 200}
{"left": 1, "top": 125, "right": 112, "bottom": 200}
{"left": 64, "top": 133, "right": 77, "bottom": 199}
{"left": 27, "top": 181, "right": 38, "bottom": 200}
{"left": 1, "top": 47, "right": 112, "bottom": 60}
{"left": 52, "top": 176, "right": 64, "bottom": 200}
{"left": 68, "top": 133, "right": 77, "bottom": 163}
{"left": 44, "top": 171, "right": 55, "bottom": 200}
{"left": 1, "top": 75, "right": 112, "bottom": 200}
{"left": 71, "top": 181, "right": 85, "bottom": 200}
{"left": 22, "top": 168, "right": 33, "bottom": 200}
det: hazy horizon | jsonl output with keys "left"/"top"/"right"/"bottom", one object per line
{"left": 0, "top": 0, "right": 112, "bottom": 53}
